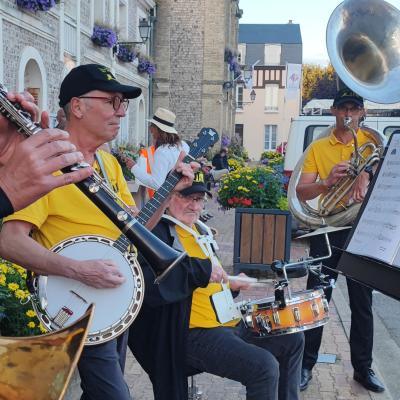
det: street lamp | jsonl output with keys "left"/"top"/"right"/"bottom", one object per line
{"left": 239, "top": 89, "right": 256, "bottom": 107}
{"left": 113, "top": 18, "right": 152, "bottom": 54}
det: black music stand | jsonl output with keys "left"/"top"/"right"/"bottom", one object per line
{"left": 338, "top": 132, "right": 400, "bottom": 301}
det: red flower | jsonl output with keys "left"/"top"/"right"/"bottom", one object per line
{"left": 227, "top": 198, "right": 234, "bottom": 205}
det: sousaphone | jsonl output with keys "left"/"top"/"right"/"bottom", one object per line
{"left": 0, "top": 304, "right": 94, "bottom": 400}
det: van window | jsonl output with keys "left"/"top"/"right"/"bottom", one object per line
{"left": 383, "top": 126, "right": 400, "bottom": 139}
{"left": 304, "top": 125, "right": 330, "bottom": 150}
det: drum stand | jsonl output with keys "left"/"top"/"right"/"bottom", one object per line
{"left": 188, "top": 375, "right": 202, "bottom": 400}
{"left": 272, "top": 232, "right": 334, "bottom": 302}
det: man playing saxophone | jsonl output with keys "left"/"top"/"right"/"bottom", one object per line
{"left": 296, "top": 88, "right": 385, "bottom": 393}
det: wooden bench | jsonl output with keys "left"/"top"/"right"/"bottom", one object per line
{"left": 233, "top": 208, "right": 291, "bottom": 276}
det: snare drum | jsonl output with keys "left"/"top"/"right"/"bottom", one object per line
{"left": 240, "top": 289, "right": 329, "bottom": 336}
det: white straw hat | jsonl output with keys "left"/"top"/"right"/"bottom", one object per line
{"left": 148, "top": 107, "right": 178, "bottom": 134}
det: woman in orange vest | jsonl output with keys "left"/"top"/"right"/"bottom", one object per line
{"left": 126, "top": 107, "right": 189, "bottom": 193}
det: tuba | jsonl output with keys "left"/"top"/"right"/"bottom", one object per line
{"left": 0, "top": 304, "right": 94, "bottom": 400}
{"left": 288, "top": 0, "right": 400, "bottom": 229}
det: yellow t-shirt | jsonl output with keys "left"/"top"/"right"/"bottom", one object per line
{"left": 175, "top": 225, "right": 239, "bottom": 329}
{"left": 3, "top": 150, "right": 135, "bottom": 249}
{"left": 302, "top": 128, "right": 377, "bottom": 179}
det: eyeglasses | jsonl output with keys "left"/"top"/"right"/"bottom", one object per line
{"left": 336, "top": 105, "right": 362, "bottom": 113}
{"left": 174, "top": 192, "right": 206, "bottom": 204}
{"left": 78, "top": 96, "right": 129, "bottom": 111}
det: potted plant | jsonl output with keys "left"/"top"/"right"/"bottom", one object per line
{"left": 116, "top": 44, "right": 137, "bottom": 63}
{"left": 217, "top": 166, "right": 287, "bottom": 210}
{"left": 137, "top": 54, "right": 156, "bottom": 76}
{"left": 0, "top": 259, "right": 45, "bottom": 336}
{"left": 91, "top": 23, "right": 118, "bottom": 48}
{"left": 16, "top": 0, "right": 56, "bottom": 12}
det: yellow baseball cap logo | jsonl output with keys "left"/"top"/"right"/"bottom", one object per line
{"left": 99, "top": 66, "right": 117, "bottom": 81}
{"left": 193, "top": 172, "right": 205, "bottom": 184}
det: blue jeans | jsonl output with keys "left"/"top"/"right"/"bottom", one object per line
{"left": 186, "top": 322, "right": 304, "bottom": 400}
{"left": 78, "top": 332, "right": 131, "bottom": 400}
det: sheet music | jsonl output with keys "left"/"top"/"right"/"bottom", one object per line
{"left": 347, "top": 134, "right": 400, "bottom": 267}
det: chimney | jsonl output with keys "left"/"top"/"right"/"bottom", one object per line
{"left": 288, "top": 19, "right": 293, "bottom": 24}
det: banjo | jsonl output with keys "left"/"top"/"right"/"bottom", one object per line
{"left": 30, "top": 128, "right": 219, "bottom": 345}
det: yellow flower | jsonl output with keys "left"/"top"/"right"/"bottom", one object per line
{"left": 15, "top": 289, "right": 28, "bottom": 300}
{"left": 27, "top": 321, "right": 36, "bottom": 329}
{"left": 8, "top": 283, "right": 19, "bottom": 291}
{"left": 252, "top": 180, "right": 257, "bottom": 184}
{"left": 0, "top": 264, "right": 8, "bottom": 273}
{"left": 26, "top": 310, "right": 36, "bottom": 318}
{"left": 39, "top": 324, "right": 47, "bottom": 334}
{"left": 0, "top": 274, "right": 6, "bottom": 286}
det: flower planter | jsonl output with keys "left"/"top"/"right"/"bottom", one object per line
{"left": 91, "top": 25, "right": 117, "bottom": 48}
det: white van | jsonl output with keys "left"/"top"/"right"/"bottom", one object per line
{"left": 283, "top": 115, "right": 400, "bottom": 178}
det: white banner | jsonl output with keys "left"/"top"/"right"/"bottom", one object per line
{"left": 285, "top": 63, "right": 302, "bottom": 101}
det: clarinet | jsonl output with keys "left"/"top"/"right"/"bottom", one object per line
{"left": 0, "top": 85, "right": 185, "bottom": 274}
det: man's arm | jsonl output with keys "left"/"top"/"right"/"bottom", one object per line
{"left": 296, "top": 161, "right": 350, "bottom": 202}
{"left": 0, "top": 220, "right": 126, "bottom": 289}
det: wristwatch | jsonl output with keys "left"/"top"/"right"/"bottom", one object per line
{"left": 364, "top": 165, "right": 374, "bottom": 182}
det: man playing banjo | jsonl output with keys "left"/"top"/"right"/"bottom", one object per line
{"left": 0, "top": 63, "right": 195, "bottom": 400}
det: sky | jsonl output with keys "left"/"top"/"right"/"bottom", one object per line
{"left": 239, "top": 0, "right": 400, "bottom": 65}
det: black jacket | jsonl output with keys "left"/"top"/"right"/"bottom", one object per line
{"left": 212, "top": 153, "right": 229, "bottom": 170}
{"left": 128, "top": 218, "right": 211, "bottom": 400}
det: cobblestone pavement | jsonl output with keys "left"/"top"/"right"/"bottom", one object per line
{"left": 66, "top": 189, "right": 391, "bottom": 400}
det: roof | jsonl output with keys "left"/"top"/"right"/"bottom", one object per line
{"left": 303, "top": 99, "right": 400, "bottom": 115}
{"left": 239, "top": 24, "right": 302, "bottom": 45}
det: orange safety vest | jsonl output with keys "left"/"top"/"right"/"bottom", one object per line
{"left": 140, "top": 145, "right": 156, "bottom": 198}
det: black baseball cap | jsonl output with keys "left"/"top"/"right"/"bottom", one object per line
{"left": 180, "top": 172, "right": 212, "bottom": 197}
{"left": 333, "top": 88, "right": 364, "bottom": 108}
{"left": 59, "top": 64, "right": 142, "bottom": 107}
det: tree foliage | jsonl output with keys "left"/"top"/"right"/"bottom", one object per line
{"left": 302, "top": 64, "right": 337, "bottom": 106}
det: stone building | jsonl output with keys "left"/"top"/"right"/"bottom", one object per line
{"left": 0, "top": 0, "right": 155, "bottom": 146}
{"left": 152, "top": 0, "right": 242, "bottom": 143}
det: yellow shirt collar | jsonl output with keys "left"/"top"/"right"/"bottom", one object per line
{"left": 329, "top": 128, "right": 360, "bottom": 146}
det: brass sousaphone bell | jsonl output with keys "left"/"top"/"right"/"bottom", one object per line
{"left": 0, "top": 304, "right": 94, "bottom": 400}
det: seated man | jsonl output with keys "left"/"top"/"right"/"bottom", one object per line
{"left": 129, "top": 172, "right": 304, "bottom": 400}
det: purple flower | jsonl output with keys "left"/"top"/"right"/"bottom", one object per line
{"left": 116, "top": 45, "right": 137, "bottom": 63}
{"left": 91, "top": 25, "right": 117, "bottom": 48}
{"left": 138, "top": 58, "right": 156, "bottom": 76}
{"left": 221, "top": 135, "right": 231, "bottom": 147}
{"left": 16, "top": 0, "right": 55, "bottom": 11}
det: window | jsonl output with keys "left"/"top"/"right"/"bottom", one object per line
{"left": 264, "top": 125, "right": 277, "bottom": 150}
{"left": 304, "top": 125, "right": 330, "bottom": 150}
{"left": 264, "top": 44, "right": 281, "bottom": 65}
{"left": 118, "top": 0, "right": 128, "bottom": 39}
{"left": 265, "top": 84, "right": 279, "bottom": 112}
{"left": 236, "top": 86, "right": 243, "bottom": 109}
{"left": 235, "top": 124, "right": 244, "bottom": 146}
{"left": 93, "top": 0, "right": 105, "bottom": 24}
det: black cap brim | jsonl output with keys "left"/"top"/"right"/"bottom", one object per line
{"left": 94, "top": 81, "right": 142, "bottom": 99}
{"left": 180, "top": 185, "right": 212, "bottom": 198}
{"left": 333, "top": 97, "right": 364, "bottom": 108}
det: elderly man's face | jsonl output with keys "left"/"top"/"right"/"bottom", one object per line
{"left": 168, "top": 192, "right": 206, "bottom": 226}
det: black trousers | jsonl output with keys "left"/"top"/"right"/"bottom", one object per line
{"left": 302, "top": 230, "right": 373, "bottom": 374}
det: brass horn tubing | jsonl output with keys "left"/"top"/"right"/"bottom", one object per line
{"left": 319, "top": 176, "right": 355, "bottom": 216}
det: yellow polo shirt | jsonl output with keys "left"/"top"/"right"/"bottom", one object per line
{"left": 302, "top": 128, "right": 378, "bottom": 179}
{"left": 3, "top": 150, "right": 135, "bottom": 249}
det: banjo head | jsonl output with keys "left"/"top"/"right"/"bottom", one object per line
{"left": 32, "top": 236, "right": 144, "bottom": 345}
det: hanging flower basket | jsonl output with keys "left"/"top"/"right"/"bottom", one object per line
{"left": 91, "top": 25, "right": 118, "bottom": 48}
{"left": 16, "top": 0, "right": 56, "bottom": 12}
{"left": 224, "top": 47, "right": 241, "bottom": 79}
{"left": 116, "top": 44, "right": 137, "bottom": 63}
{"left": 137, "top": 55, "right": 156, "bottom": 76}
